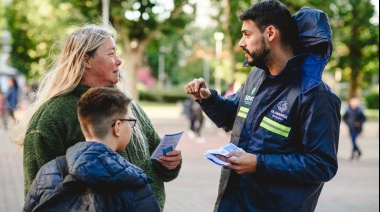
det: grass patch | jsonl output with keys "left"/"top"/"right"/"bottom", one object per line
{"left": 138, "top": 100, "right": 178, "bottom": 108}
{"left": 364, "top": 109, "right": 379, "bottom": 121}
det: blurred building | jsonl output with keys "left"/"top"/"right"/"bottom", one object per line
{"left": 0, "top": 29, "right": 19, "bottom": 93}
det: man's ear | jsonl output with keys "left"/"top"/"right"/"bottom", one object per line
{"left": 82, "top": 54, "right": 91, "bottom": 68}
{"left": 266, "top": 25, "right": 276, "bottom": 42}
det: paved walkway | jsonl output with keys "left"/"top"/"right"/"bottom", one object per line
{"left": 0, "top": 104, "right": 378, "bottom": 211}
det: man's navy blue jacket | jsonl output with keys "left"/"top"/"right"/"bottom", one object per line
{"left": 199, "top": 7, "right": 341, "bottom": 212}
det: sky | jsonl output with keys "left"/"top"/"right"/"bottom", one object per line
{"left": 371, "top": 0, "right": 379, "bottom": 24}
{"left": 372, "top": 0, "right": 379, "bottom": 14}
{"left": 195, "top": 0, "right": 216, "bottom": 28}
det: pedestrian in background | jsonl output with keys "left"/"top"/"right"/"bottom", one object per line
{"left": 187, "top": 95, "right": 204, "bottom": 139}
{"left": 12, "top": 24, "right": 181, "bottom": 211}
{"left": 0, "top": 92, "right": 7, "bottom": 131}
{"left": 343, "top": 96, "right": 366, "bottom": 160}
{"left": 23, "top": 87, "right": 160, "bottom": 212}
{"left": 5, "top": 77, "right": 19, "bottom": 122}
{"left": 184, "top": 0, "right": 341, "bottom": 211}
{"left": 222, "top": 83, "right": 235, "bottom": 98}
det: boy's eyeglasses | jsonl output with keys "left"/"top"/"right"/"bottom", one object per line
{"left": 112, "top": 119, "right": 137, "bottom": 128}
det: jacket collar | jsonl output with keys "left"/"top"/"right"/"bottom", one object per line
{"left": 66, "top": 142, "right": 149, "bottom": 188}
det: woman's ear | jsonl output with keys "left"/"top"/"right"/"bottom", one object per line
{"left": 82, "top": 54, "right": 91, "bottom": 68}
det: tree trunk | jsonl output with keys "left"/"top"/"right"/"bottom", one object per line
{"left": 348, "top": 25, "right": 362, "bottom": 99}
{"left": 223, "top": 0, "right": 235, "bottom": 86}
{"left": 120, "top": 42, "right": 147, "bottom": 101}
{"left": 349, "top": 70, "right": 360, "bottom": 99}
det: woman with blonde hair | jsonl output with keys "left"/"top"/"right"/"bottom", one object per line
{"left": 12, "top": 24, "right": 182, "bottom": 211}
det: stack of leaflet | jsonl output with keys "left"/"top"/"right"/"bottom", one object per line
{"left": 204, "top": 143, "right": 245, "bottom": 166}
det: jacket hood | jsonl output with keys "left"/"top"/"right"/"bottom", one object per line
{"left": 65, "top": 142, "right": 150, "bottom": 188}
{"left": 293, "top": 7, "right": 333, "bottom": 94}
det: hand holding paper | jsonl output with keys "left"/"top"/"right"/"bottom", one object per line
{"left": 151, "top": 131, "right": 184, "bottom": 160}
{"left": 204, "top": 143, "right": 245, "bottom": 166}
{"left": 157, "top": 149, "right": 182, "bottom": 170}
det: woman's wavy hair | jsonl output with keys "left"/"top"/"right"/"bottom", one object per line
{"left": 11, "top": 24, "right": 148, "bottom": 156}
{"left": 11, "top": 24, "right": 112, "bottom": 147}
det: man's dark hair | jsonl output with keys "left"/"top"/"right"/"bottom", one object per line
{"left": 239, "top": 0, "right": 297, "bottom": 51}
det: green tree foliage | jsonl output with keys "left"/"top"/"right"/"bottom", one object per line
{"left": 0, "top": 0, "right": 5, "bottom": 30}
{"left": 283, "top": 0, "right": 379, "bottom": 98}
{"left": 51, "top": 0, "right": 196, "bottom": 99}
{"left": 5, "top": 0, "right": 196, "bottom": 99}
{"left": 210, "top": 0, "right": 253, "bottom": 86}
{"left": 146, "top": 35, "right": 184, "bottom": 86}
{"left": 0, "top": 0, "right": 6, "bottom": 59}
{"left": 210, "top": 0, "right": 379, "bottom": 98}
{"left": 5, "top": 0, "right": 85, "bottom": 81}
{"left": 330, "top": 0, "right": 378, "bottom": 98}
{"left": 146, "top": 23, "right": 217, "bottom": 87}
{"left": 114, "top": 0, "right": 196, "bottom": 98}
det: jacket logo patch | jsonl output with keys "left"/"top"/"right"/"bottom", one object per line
{"left": 244, "top": 95, "right": 254, "bottom": 105}
{"left": 271, "top": 101, "right": 288, "bottom": 121}
{"left": 277, "top": 101, "right": 288, "bottom": 112}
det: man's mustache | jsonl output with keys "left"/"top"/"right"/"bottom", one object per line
{"left": 242, "top": 48, "right": 250, "bottom": 55}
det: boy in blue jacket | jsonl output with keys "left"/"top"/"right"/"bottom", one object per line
{"left": 23, "top": 87, "right": 160, "bottom": 212}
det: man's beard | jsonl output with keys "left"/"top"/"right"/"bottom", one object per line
{"left": 245, "top": 37, "right": 269, "bottom": 67}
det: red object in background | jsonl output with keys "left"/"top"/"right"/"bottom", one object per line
{"left": 138, "top": 67, "right": 156, "bottom": 88}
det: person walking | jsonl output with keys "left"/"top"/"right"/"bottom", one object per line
{"left": 184, "top": 1, "right": 341, "bottom": 211}
{"left": 186, "top": 95, "right": 204, "bottom": 139}
{"left": 5, "top": 77, "right": 19, "bottom": 122}
{"left": 343, "top": 96, "right": 366, "bottom": 160}
{"left": 23, "top": 87, "right": 160, "bottom": 212}
{"left": 0, "top": 92, "right": 7, "bottom": 131}
{"left": 222, "top": 84, "right": 235, "bottom": 98}
{"left": 12, "top": 24, "right": 182, "bottom": 211}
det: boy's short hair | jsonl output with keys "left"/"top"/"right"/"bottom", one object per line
{"left": 77, "top": 87, "right": 132, "bottom": 139}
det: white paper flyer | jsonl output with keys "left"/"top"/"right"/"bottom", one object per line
{"left": 150, "top": 131, "right": 184, "bottom": 160}
{"left": 204, "top": 143, "right": 245, "bottom": 166}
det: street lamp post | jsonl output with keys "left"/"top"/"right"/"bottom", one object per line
{"left": 203, "top": 59, "right": 210, "bottom": 86}
{"left": 158, "top": 47, "right": 166, "bottom": 88}
{"left": 102, "top": 0, "right": 110, "bottom": 26}
{"left": 195, "top": 49, "right": 210, "bottom": 86}
{"left": 214, "top": 32, "right": 224, "bottom": 93}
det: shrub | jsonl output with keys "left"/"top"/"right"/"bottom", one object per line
{"left": 139, "top": 88, "right": 188, "bottom": 103}
{"left": 364, "top": 92, "right": 379, "bottom": 109}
